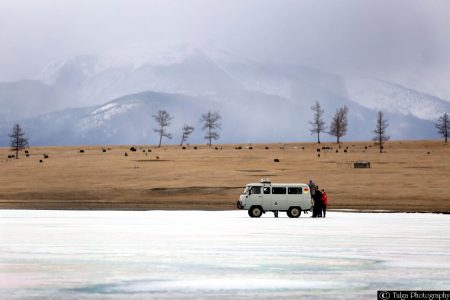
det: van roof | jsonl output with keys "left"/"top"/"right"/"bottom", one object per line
{"left": 246, "top": 183, "right": 308, "bottom": 187}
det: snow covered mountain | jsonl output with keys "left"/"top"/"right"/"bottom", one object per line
{"left": 37, "top": 42, "right": 245, "bottom": 106}
{"left": 0, "top": 42, "right": 448, "bottom": 146}
{"left": 345, "top": 78, "right": 450, "bottom": 121}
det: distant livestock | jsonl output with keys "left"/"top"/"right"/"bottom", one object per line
{"left": 274, "top": 158, "right": 280, "bottom": 163}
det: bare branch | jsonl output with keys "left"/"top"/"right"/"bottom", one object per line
{"left": 152, "top": 110, "right": 173, "bottom": 147}
{"left": 435, "top": 113, "right": 449, "bottom": 143}
{"left": 200, "top": 111, "right": 221, "bottom": 146}
{"left": 372, "top": 111, "right": 390, "bottom": 153}
{"left": 328, "top": 106, "right": 348, "bottom": 144}
{"left": 9, "top": 124, "right": 29, "bottom": 159}
{"left": 309, "top": 100, "right": 327, "bottom": 144}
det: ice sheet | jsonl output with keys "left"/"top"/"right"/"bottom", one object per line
{"left": 1, "top": 210, "right": 449, "bottom": 299}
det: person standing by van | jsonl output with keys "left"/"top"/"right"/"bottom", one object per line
{"left": 308, "top": 180, "right": 316, "bottom": 198}
{"left": 313, "top": 186, "right": 323, "bottom": 217}
{"left": 321, "top": 189, "right": 328, "bottom": 218}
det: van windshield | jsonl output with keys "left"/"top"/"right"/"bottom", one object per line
{"left": 243, "top": 187, "right": 249, "bottom": 194}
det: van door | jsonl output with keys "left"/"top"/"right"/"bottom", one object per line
{"left": 287, "top": 187, "right": 303, "bottom": 209}
{"left": 270, "top": 187, "right": 288, "bottom": 210}
{"left": 249, "top": 186, "right": 262, "bottom": 205}
{"left": 262, "top": 185, "right": 276, "bottom": 210}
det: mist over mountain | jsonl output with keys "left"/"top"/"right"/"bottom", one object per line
{"left": 0, "top": 42, "right": 449, "bottom": 146}
{"left": 0, "top": 80, "right": 76, "bottom": 121}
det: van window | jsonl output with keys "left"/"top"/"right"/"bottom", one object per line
{"left": 250, "top": 186, "right": 261, "bottom": 195}
{"left": 288, "top": 187, "right": 303, "bottom": 194}
{"left": 272, "top": 187, "right": 286, "bottom": 194}
{"left": 263, "top": 187, "right": 270, "bottom": 194}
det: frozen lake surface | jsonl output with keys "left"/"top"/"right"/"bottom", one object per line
{"left": 1, "top": 210, "right": 449, "bottom": 299}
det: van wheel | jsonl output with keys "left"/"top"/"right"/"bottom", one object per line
{"left": 287, "top": 207, "right": 301, "bottom": 218}
{"left": 248, "top": 206, "right": 263, "bottom": 218}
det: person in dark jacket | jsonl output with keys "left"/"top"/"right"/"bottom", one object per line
{"left": 312, "top": 186, "right": 323, "bottom": 217}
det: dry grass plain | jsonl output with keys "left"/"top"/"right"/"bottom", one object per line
{"left": 0, "top": 140, "right": 449, "bottom": 212}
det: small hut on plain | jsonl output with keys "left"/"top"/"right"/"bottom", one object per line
{"left": 354, "top": 160, "right": 371, "bottom": 168}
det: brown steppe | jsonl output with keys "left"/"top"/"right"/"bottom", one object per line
{"left": 0, "top": 140, "right": 449, "bottom": 212}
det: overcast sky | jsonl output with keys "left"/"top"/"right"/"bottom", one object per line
{"left": 1, "top": 0, "right": 450, "bottom": 88}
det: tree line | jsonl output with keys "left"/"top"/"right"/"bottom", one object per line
{"left": 152, "top": 110, "right": 222, "bottom": 147}
{"left": 5, "top": 105, "right": 449, "bottom": 159}
{"left": 309, "top": 100, "right": 448, "bottom": 152}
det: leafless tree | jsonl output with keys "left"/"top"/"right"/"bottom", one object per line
{"left": 373, "top": 111, "right": 390, "bottom": 153}
{"left": 200, "top": 111, "right": 221, "bottom": 146}
{"left": 309, "top": 100, "right": 326, "bottom": 144}
{"left": 329, "top": 105, "right": 349, "bottom": 145}
{"left": 152, "top": 110, "right": 173, "bottom": 147}
{"left": 9, "top": 123, "right": 29, "bottom": 159}
{"left": 435, "top": 113, "right": 449, "bottom": 143}
{"left": 180, "top": 124, "right": 194, "bottom": 146}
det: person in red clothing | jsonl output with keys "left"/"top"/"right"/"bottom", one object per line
{"left": 321, "top": 189, "right": 328, "bottom": 218}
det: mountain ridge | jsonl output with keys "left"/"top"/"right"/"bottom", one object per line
{"left": 0, "top": 42, "right": 448, "bottom": 145}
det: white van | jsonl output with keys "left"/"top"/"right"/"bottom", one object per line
{"left": 236, "top": 180, "right": 312, "bottom": 218}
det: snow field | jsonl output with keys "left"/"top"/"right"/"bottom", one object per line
{"left": 0, "top": 210, "right": 449, "bottom": 299}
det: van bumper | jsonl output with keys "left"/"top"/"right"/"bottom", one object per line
{"left": 236, "top": 201, "right": 244, "bottom": 209}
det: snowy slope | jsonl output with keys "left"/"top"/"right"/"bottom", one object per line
{"left": 38, "top": 42, "right": 244, "bottom": 105}
{"left": 346, "top": 78, "right": 450, "bottom": 121}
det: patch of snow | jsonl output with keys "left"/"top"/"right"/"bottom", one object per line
{"left": 79, "top": 102, "right": 141, "bottom": 130}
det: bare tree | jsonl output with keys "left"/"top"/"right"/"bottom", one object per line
{"left": 180, "top": 124, "right": 194, "bottom": 146}
{"left": 9, "top": 123, "right": 29, "bottom": 159}
{"left": 200, "top": 111, "right": 221, "bottom": 146}
{"left": 329, "top": 106, "right": 349, "bottom": 145}
{"left": 373, "top": 111, "right": 390, "bottom": 153}
{"left": 435, "top": 113, "right": 449, "bottom": 143}
{"left": 309, "top": 100, "right": 327, "bottom": 144}
{"left": 152, "top": 110, "right": 173, "bottom": 147}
